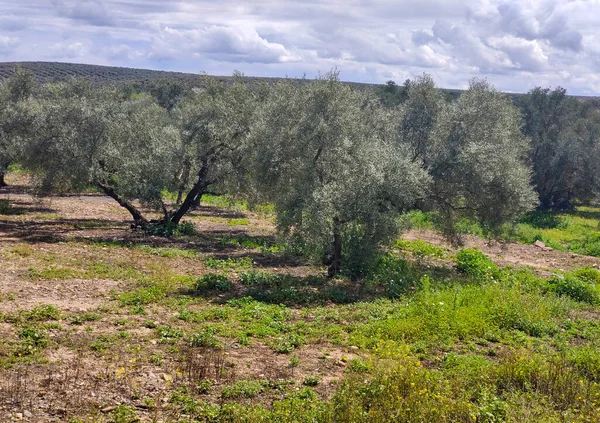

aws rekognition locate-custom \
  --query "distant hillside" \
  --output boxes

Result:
[0,61,384,91]
[0,61,597,104]
[0,61,462,97]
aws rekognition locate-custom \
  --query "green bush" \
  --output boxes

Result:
[370,254,419,298]
[195,273,232,292]
[547,274,599,305]
[456,249,499,281]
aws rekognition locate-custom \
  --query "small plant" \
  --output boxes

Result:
[370,254,419,298]
[156,326,185,344]
[197,379,213,394]
[221,379,267,399]
[239,270,275,287]
[347,358,371,373]
[150,353,164,366]
[144,221,195,237]
[195,273,232,292]
[226,218,249,226]
[395,239,446,259]
[189,329,221,349]
[289,353,301,368]
[90,335,114,353]
[302,375,320,386]
[0,199,11,214]
[110,405,139,423]
[14,326,48,356]
[272,333,304,354]
[69,312,100,325]
[24,304,61,321]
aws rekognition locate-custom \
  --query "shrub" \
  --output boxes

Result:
[195,273,232,292]
[547,274,599,305]
[456,249,499,281]
[370,254,419,298]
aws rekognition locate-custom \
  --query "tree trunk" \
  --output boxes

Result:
[191,192,202,209]
[96,183,149,227]
[0,162,8,188]
[169,160,210,225]
[175,160,191,206]
[327,218,343,278]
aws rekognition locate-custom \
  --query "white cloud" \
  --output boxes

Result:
[0,0,598,94]
[0,36,19,54]
[150,25,302,64]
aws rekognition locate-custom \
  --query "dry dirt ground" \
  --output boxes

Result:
[0,174,598,422]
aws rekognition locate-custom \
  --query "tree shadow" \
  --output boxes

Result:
[573,208,600,222]
[188,205,246,219]
[175,259,461,307]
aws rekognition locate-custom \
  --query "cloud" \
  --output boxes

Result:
[53,0,116,27]
[0,0,599,94]
[488,36,548,71]
[0,15,28,32]
[0,36,19,54]
[151,25,302,64]
[50,41,86,59]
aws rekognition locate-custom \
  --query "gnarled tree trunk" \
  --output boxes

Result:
[169,158,210,225]
[326,218,343,278]
[96,182,149,227]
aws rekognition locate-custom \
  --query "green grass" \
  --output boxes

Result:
[395,239,448,259]
[5,210,600,421]
[511,206,600,256]
[400,205,600,257]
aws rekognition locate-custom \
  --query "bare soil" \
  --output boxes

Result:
[1,174,599,421]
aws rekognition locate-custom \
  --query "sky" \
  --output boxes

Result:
[1,0,600,94]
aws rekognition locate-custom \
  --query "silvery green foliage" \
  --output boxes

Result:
[22,79,177,223]
[167,76,260,223]
[249,73,429,276]
[518,87,600,209]
[398,74,445,164]
[424,78,538,237]
[0,68,37,185]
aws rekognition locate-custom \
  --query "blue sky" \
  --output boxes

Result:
[1,0,599,94]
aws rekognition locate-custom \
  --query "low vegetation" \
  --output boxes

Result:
[0,65,599,422]
[0,171,599,421]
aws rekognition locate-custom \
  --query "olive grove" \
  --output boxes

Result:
[2,67,599,276]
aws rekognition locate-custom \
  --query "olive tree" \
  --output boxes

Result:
[0,67,37,186]
[165,76,260,225]
[517,87,599,209]
[22,79,178,226]
[249,74,429,277]
[422,79,538,237]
